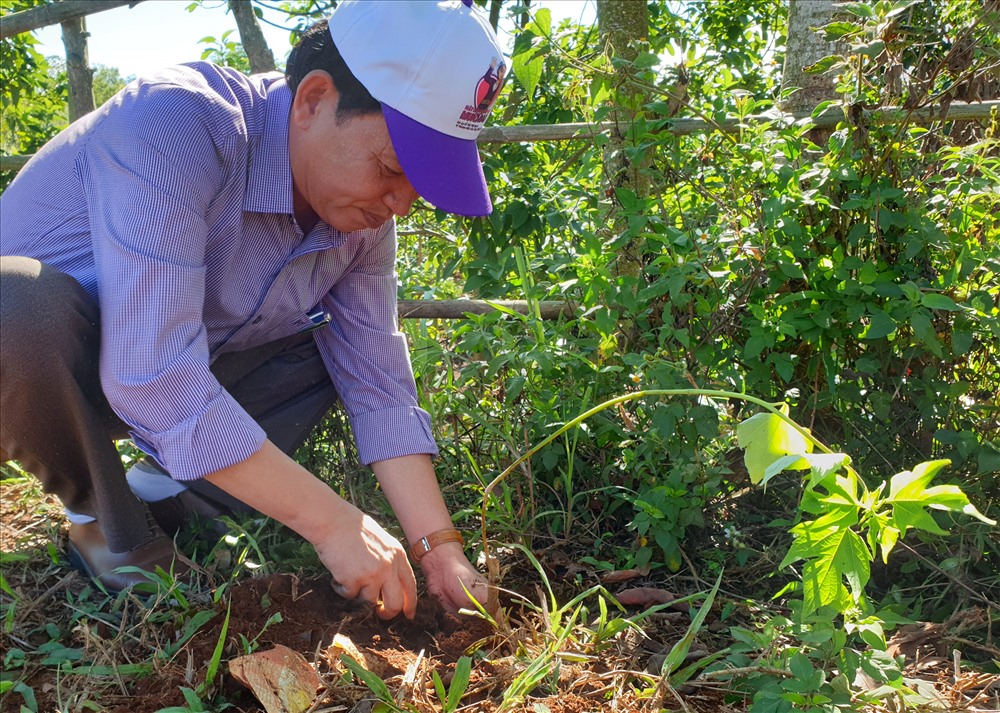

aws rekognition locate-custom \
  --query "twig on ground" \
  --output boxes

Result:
[899,542,1000,616]
[700,665,794,679]
[948,636,1000,659]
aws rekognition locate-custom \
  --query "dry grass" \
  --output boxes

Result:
[2,460,998,713]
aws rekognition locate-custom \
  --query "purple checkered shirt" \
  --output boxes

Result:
[0,62,437,481]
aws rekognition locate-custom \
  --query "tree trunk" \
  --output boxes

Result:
[61,16,95,121]
[781,0,839,114]
[229,0,275,74]
[597,0,648,286]
[488,0,501,32]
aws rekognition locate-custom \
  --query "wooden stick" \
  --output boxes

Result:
[5,102,996,173]
[478,100,1000,143]
[397,299,575,320]
[0,0,144,40]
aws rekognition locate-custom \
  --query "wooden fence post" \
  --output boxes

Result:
[61,15,95,121]
[228,0,275,74]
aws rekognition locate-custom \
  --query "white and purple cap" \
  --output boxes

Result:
[329,0,507,217]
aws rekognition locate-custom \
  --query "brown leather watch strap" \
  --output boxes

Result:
[409,528,465,562]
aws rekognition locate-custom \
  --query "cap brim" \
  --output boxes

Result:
[382,104,492,217]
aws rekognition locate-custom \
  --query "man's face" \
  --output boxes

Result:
[289,71,419,233]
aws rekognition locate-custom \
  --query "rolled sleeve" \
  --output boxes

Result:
[129,389,265,480]
[351,406,435,465]
[315,223,438,465]
[80,80,264,479]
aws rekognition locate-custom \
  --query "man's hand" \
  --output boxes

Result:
[372,454,489,614]
[418,540,490,613]
[313,511,418,620]
[205,441,420,618]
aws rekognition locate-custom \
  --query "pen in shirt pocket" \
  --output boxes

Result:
[301,306,332,333]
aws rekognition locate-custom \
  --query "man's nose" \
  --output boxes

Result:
[385,177,419,217]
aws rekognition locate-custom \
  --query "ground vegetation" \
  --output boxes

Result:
[2,0,998,711]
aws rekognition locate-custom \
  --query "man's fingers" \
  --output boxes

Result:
[323,530,417,619]
[402,565,418,619]
[375,566,418,620]
[358,583,383,608]
[377,578,405,620]
[331,579,360,600]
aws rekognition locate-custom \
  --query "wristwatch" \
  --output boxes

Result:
[409,528,465,562]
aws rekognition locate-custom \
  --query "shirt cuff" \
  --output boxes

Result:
[128,390,267,481]
[351,406,438,465]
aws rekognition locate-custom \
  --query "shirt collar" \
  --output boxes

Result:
[245,77,294,215]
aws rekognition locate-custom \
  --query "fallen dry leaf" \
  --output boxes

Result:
[886,622,948,662]
[615,587,676,608]
[327,633,369,670]
[229,644,323,713]
[601,569,647,584]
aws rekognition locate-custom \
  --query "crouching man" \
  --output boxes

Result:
[0,0,506,619]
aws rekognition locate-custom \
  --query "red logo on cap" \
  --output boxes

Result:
[457,58,506,132]
[474,58,506,111]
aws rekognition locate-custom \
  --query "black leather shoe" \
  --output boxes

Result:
[128,461,232,536]
[146,490,231,536]
[67,521,187,593]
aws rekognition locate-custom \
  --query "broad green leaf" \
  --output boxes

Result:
[858,651,905,690]
[589,75,611,106]
[821,20,861,40]
[781,520,830,567]
[801,471,859,513]
[921,293,960,311]
[511,32,545,99]
[803,453,851,490]
[633,52,660,70]
[850,618,887,650]
[837,2,875,18]
[789,653,814,682]
[811,99,839,118]
[952,326,973,355]
[886,0,924,19]
[804,55,846,74]
[909,309,943,357]
[6,682,36,713]
[529,7,551,37]
[921,484,995,523]
[861,310,896,340]
[888,460,996,536]
[801,490,859,531]
[801,527,871,616]
[737,412,813,484]
[888,459,951,500]
[762,454,810,485]
[800,556,851,617]
[892,501,948,536]
[877,524,900,563]
[977,441,1000,475]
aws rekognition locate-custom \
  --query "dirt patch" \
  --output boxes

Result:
[5,482,991,712]
[1,571,648,713]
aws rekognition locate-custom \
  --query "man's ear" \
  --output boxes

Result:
[290,70,338,128]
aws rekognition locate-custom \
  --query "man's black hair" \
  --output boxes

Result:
[285,19,381,123]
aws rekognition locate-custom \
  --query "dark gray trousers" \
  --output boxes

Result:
[0,257,338,552]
